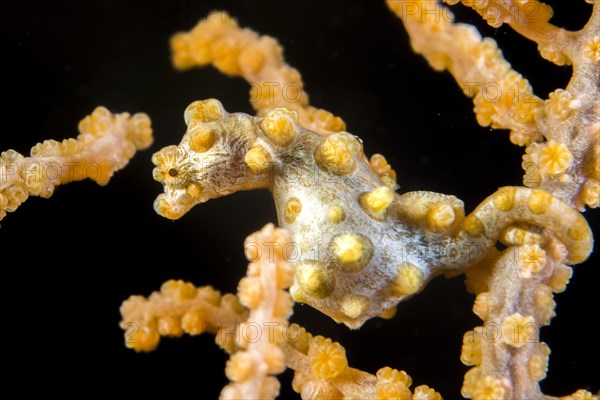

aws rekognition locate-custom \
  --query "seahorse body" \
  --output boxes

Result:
[152,99,593,328]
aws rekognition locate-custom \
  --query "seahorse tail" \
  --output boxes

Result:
[460,187,593,264]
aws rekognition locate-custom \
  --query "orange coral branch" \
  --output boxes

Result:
[0,107,152,225]
[447,0,576,65]
[170,11,346,136]
[388,0,599,209]
[119,280,246,352]
[221,223,295,399]
[463,238,567,398]
[445,0,572,63]
[387,0,543,144]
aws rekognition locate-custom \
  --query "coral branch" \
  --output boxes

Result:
[0,107,152,225]
[119,280,246,352]
[220,223,295,400]
[170,11,346,135]
[463,234,597,399]
[387,0,543,144]
[388,0,599,209]
[447,0,574,65]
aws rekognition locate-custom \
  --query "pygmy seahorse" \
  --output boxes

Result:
[152,99,593,329]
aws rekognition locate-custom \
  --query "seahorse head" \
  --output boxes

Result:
[152,99,271,219]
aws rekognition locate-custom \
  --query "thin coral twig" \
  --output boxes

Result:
[0,107,152,226]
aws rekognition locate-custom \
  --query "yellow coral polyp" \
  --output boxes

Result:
[538,141,573,176]
[157,316,183,337]
[23,163,48,197]
[461,327,482,366]
[376,367,412,387]
[125,325,160,353]
[469,375,508,400]
[548,265,573,293]
[161,279,197,300]
[308,337,348,379]
[376,381,412,400]
[181,310,207,335]
[259,376,281,399]
[546,89,574,120]
[237,276,263,309]
[78,106,113,136]
[534,285,556,326]
[264,343,286,375]
[211,38,243,76]
[170,33,194,69]
[239,46,265,74]
[583,36,600,63]
[128,113,153,149]
[472,292,491,320]
[563,389,598,400]
[220,384,242,400]
[517,245,547,278]
[528,342,551,382]
[540,46,571,66]
[462,367,511,400]
[474,92,496,127]
[412,385,442,400]
[581,179,599,208]
[298,379,343,400]
[225,351,255,382]
[501,313,536,348]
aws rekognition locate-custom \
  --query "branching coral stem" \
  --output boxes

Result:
[0,107,152,225]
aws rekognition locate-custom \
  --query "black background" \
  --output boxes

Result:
[1,1,598,398]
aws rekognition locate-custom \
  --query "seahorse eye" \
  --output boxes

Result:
[168,168,179,177]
